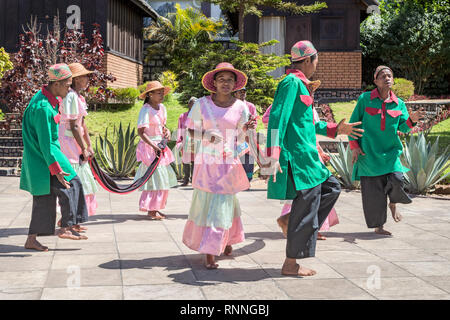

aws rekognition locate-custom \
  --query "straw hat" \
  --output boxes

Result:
[68,63,94,78]
[139,81,171,100]
[201,62,247,93]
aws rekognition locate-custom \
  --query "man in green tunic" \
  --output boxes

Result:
[349,66,425,236]
[20,64,89,251]
[265,41,364,276]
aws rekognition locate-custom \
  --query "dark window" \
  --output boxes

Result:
[107,0,143,62]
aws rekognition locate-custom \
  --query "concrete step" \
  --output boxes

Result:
[0,146,23,157]
[4,113,21,120]
[0,167,19,176]
[0,129,22,137]
[319,140,348,154]
[0,157,22,168]
[0,137,23,147]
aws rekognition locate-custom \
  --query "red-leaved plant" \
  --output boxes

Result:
[0,14,116,130]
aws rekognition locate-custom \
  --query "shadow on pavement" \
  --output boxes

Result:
[97,239,284,286]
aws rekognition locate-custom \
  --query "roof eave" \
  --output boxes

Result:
[130,0,159,20]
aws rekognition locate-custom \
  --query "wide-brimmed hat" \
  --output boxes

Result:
[139,81,171,100]
[48,63,72,82]
[201,62,247,93]
[68,63,94,78]
[291,40,317,62]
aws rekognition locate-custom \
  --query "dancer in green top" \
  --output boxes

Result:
[349,65,425,236]
[265,40,364,276]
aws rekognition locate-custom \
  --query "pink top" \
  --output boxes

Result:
[187,96,250,194]
[176,111,195,163]
[58,89,88,164]
[262,105,272,125]
[136,103,174,166]
[245,101,257,117]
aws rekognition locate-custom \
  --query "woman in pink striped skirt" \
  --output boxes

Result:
[134,81,178,220]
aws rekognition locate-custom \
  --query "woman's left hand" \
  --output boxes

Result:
[244,116,257,131]
[163,127,171,139]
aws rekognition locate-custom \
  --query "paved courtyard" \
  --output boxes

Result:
[0,176,450,300]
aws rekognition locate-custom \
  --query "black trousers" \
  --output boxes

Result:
[29,175,88,236]
[286,167,341,259]
[183,162,194,183]
[360,172,412,228]
[240,153,254,182]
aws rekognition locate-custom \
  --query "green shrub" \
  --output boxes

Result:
[95,122,138,177]
[328,141,360,190]
[401,132,450,194]
[112,87,140,104]
[0,47,13,83]
[392,78,415,101]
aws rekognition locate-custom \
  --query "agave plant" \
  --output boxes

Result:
[401,133,450,194]
[328,141,360,190]
[95,122,138,177]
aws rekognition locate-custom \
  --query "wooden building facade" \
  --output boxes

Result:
[0,0,158,88]
[222,0,379,98]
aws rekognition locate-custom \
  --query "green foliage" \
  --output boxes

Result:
[391,78,415,101]
[401,132,450,194]
[112,87,140,104]
[95,122,138,177]
[361,0,450,94]
[0,47,13,82]
[328,141,360,190]
[144,4,223,64]
[176,40,291,110]
[206,0,327,17]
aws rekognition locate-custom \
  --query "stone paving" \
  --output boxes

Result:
[0,176,450,300]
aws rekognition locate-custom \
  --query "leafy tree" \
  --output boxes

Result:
[205,0,327,41]
[0,47,13,83]
[144,4,223,63]
[176,40,291,111]
[0,15,115,129]
[361,0,450,94]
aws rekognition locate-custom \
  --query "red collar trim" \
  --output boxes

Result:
[42,85,62,108]
[370,88,398,105]
[286,69,310,85]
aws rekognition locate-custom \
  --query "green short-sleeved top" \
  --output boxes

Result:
[266,69,338,199]
[348,89,415,180]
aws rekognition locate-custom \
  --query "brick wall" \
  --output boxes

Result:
[103,52,143,88]
[312,52,362,89]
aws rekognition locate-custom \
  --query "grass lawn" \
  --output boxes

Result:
[328,100,356,124]
[85,94,188,139]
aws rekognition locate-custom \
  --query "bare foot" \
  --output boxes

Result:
[24,236,48,252]
[375,227,392,236]
[277,215,289,238]
[281,262,316,277]
[147,211,166,220]
[205,254,219,269]
[72,224,88,232]
[389,203,402,222]
[58,229,87,240]
[317,232,327,240]
[224,245,233,256]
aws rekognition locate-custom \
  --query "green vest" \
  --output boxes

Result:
[349,90,412,180]
[266,70,338,199]
[20,89,76,196]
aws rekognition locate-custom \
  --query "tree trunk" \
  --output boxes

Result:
[238,1,245,41]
